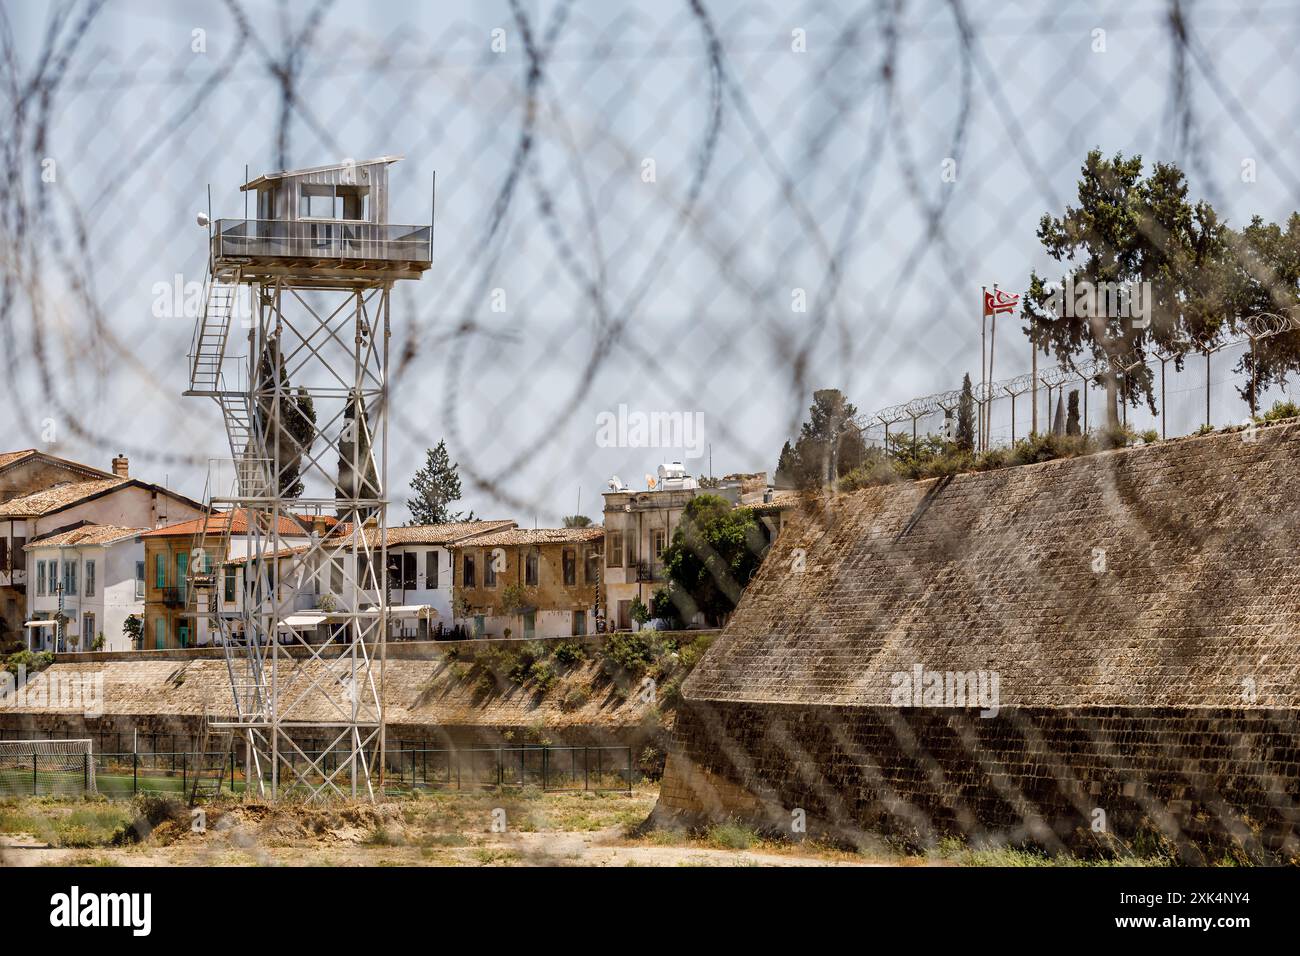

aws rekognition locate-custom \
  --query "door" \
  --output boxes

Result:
[523,611,536,639]
[617,600,632,631]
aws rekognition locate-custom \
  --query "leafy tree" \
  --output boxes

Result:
[254,333,316,498]
[1022,151,1231,429]
[1231,214,1300,407]
[123,614,143,650]
[955,373,975,451]
[562,514,592,528]
[663,494,765,626]
[777,389,868,490]
[406,440,471,525]
[649,586,683,629]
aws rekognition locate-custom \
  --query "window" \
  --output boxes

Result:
[584,546,601,586]
[483,550,498,588]
[82,613,95,647]
[155,553,166,589]
[404,552,417,590]
[64,560,77,597]
[525,548,539,587]
[177,552,188,590]
[135,561,145,599]
[11,538,24,566]
[37,560,46,596]
[0,539,6,572]
[462,553,476,588]
[48,560,58,593]
[562,548,577,587]
[651,529,666,560]
[154,618,166,650]
[606,531,624,568]
[299,184,341,219]
[425,551,439,589]
[224,566,236,603]
[571,610,587,637]
[85,560,96,598]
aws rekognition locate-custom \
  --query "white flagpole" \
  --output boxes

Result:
[980,286,987,452]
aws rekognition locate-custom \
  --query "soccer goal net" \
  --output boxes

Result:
[0,739,97,797]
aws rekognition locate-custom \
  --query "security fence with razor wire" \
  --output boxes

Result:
[2,1,1300,846]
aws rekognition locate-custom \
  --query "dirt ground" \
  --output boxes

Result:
[0,786,890,867]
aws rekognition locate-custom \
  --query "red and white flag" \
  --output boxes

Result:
[983,288,1020,316]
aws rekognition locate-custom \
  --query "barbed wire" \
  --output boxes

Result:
[0,0,1297,517]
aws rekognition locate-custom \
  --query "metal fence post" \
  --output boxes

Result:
[133,752,138,795]
[32,753,37,795]
[627,746,632,793]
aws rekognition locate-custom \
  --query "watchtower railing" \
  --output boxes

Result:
[211,219,432,264]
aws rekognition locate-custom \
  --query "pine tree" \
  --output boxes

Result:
[407,440,471,525]
[956,374,976,451]
[774,440,798,489]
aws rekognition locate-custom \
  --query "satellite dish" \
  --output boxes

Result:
[196,212,211,227]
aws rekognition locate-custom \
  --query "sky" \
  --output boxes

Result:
[2,0,1298,522]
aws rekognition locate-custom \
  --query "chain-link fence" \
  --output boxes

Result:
[3,1,1297,516]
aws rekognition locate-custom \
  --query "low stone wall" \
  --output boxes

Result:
[0,630,715,756]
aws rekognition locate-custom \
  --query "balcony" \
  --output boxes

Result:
[0,568,25,588]
[211,219,432,273]
[161,587,187,608]
[634,561,664,583]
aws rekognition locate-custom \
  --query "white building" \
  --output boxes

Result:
[23,524,148,652]
[0,465,204,650]
[203,520,516,644]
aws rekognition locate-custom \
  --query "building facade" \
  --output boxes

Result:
[23,524,146,652]
[453,527,604,639]
[0,456,204,649]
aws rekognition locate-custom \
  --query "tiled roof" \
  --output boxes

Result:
[140,509,333,538]
[321,520,517,548]
[26,524,146,549]
[381,520,516,545]
[0,478,128,516]
[0,449,37,470]
[462,526,604,548]
[0,449,116,478]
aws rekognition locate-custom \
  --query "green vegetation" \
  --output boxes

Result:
[406,438,472,525]
[4,648,54,677]
[659,494,765,627]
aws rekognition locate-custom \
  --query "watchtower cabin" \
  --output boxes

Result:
[211,155,432,285]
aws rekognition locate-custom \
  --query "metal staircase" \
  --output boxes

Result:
[187,714,236,805]
[188,268,242,395]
